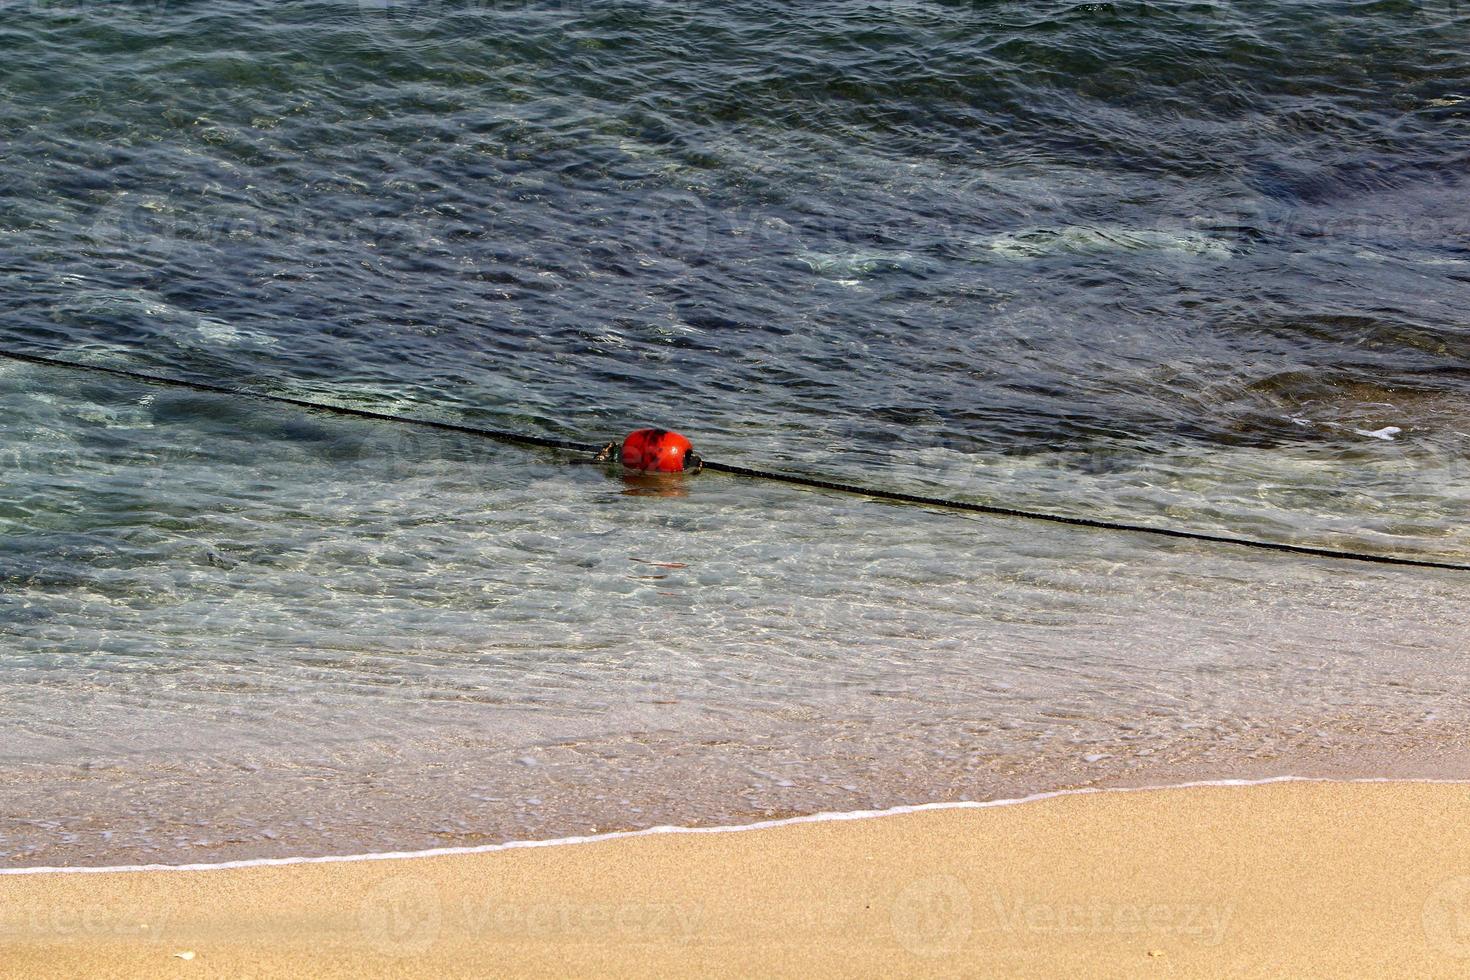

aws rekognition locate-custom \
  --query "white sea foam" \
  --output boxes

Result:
[983,225,1234,260]
[796,249,921,276]
[3,776,1463,877]
[195,318,278,348]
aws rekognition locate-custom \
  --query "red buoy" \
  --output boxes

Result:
[620,428,702,473]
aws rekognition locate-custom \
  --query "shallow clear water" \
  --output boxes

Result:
[1,0,1468,865]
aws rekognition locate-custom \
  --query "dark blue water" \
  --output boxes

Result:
[1,0,1468,866]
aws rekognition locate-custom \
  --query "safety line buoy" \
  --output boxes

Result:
[596,429,703,474]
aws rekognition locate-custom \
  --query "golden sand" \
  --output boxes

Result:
[3,780,1470,977]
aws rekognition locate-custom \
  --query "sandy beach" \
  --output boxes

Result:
[3,779,1469,977]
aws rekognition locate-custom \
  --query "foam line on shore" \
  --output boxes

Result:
[4,775,1466,876]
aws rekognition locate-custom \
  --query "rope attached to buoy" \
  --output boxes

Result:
[2,346,1466,574]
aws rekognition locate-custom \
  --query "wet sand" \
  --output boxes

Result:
[3,780,1469,977]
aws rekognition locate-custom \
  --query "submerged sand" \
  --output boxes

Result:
[3,780,1470,977]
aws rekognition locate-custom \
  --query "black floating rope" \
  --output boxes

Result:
[0,348,602,455]
[3,346,1468,574]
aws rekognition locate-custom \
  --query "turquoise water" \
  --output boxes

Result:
[1,0,1468,865]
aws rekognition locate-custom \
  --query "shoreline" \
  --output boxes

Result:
[4,780,1470,977]
[8,714,1470,871]
[1,773,1467,876]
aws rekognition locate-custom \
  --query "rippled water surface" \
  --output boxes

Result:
[1,0,1468,865]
